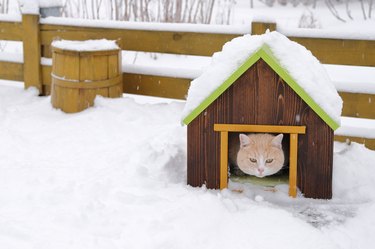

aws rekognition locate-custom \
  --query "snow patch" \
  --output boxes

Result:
[325,64,375,94]
[0,14,22,22]
[335,117,375,139]
[278,23,375,41]
[123,63,201,79]
[18,0,39,15]
[0,52,23,63]
[52,39,119,51]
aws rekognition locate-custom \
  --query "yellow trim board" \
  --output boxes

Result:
[216,123,303,198]
[214,124,306,134]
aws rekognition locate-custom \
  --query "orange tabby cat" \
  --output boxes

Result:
[228,133,285,178]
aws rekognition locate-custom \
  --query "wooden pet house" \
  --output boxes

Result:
[182,32,342,199]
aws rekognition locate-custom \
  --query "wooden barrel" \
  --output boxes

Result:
[51,40,122,113]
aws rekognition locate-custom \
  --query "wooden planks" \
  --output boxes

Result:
[40,24,238,57]
[339,92,375,119]
[289,37,375,67]
[0,21,23,41]
[0,61,23,81]
[38,23,375,66]
[123,73,190,99]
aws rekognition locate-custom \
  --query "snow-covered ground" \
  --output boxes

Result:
[0,82,375,249]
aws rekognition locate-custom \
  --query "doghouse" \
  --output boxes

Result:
[182,32,342,199]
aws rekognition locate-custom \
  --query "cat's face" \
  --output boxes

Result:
[236,133,285,178]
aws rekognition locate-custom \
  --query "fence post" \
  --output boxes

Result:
[22,14,43,94]
[251,22,277,35]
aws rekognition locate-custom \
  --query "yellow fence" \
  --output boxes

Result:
[0,15,374,149]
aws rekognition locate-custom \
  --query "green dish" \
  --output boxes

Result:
[230,174,289,187]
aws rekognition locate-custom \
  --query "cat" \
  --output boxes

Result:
[228,133,285,178]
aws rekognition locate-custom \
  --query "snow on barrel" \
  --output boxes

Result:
[51,39,122,113]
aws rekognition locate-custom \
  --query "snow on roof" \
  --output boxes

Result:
[182,31,343,129]
[51,39,119,52]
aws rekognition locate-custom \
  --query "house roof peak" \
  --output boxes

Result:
[182,31,342,130]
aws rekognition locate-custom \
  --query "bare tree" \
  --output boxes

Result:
[299,9,321,28]
[325,0,346,22]
[62,0,230,24]
[215,0,235,24]
[359,0,367,19]
[344,0,373,20]
[0,0,9,14]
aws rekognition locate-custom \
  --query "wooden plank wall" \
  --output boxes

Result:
[0,16,374,148]
[0,20,23,41]
[40,24,239,56]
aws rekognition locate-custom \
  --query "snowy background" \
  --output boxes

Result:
[0,0,375,248]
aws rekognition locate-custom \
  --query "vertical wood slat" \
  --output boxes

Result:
[93,55,109,97]
[289,133,298,197]
[220,131,228,189]
[251,22,276,35]
[64,54,80,112]
[22,14,42,93]
[108,54,123,97]
[78,55,94,110]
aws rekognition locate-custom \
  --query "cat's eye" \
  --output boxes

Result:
[249,158,257,163]
[266,159,273,163]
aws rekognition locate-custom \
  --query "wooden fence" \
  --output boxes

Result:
[0,14,374,149]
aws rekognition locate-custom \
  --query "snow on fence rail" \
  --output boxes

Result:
[0,14,374,149]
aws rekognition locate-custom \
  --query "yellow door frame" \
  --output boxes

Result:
[214,124,306,197]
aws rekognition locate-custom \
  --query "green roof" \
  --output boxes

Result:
[182,45,340,131]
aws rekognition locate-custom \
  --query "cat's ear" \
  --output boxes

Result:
[239,134,251,148]
[271,134,283,149]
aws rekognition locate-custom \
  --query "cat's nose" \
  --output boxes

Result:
[258,168,264,174]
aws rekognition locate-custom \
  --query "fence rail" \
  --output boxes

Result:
[40,24,240,57]
[0,20,23,41]
[0,14,374,149]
